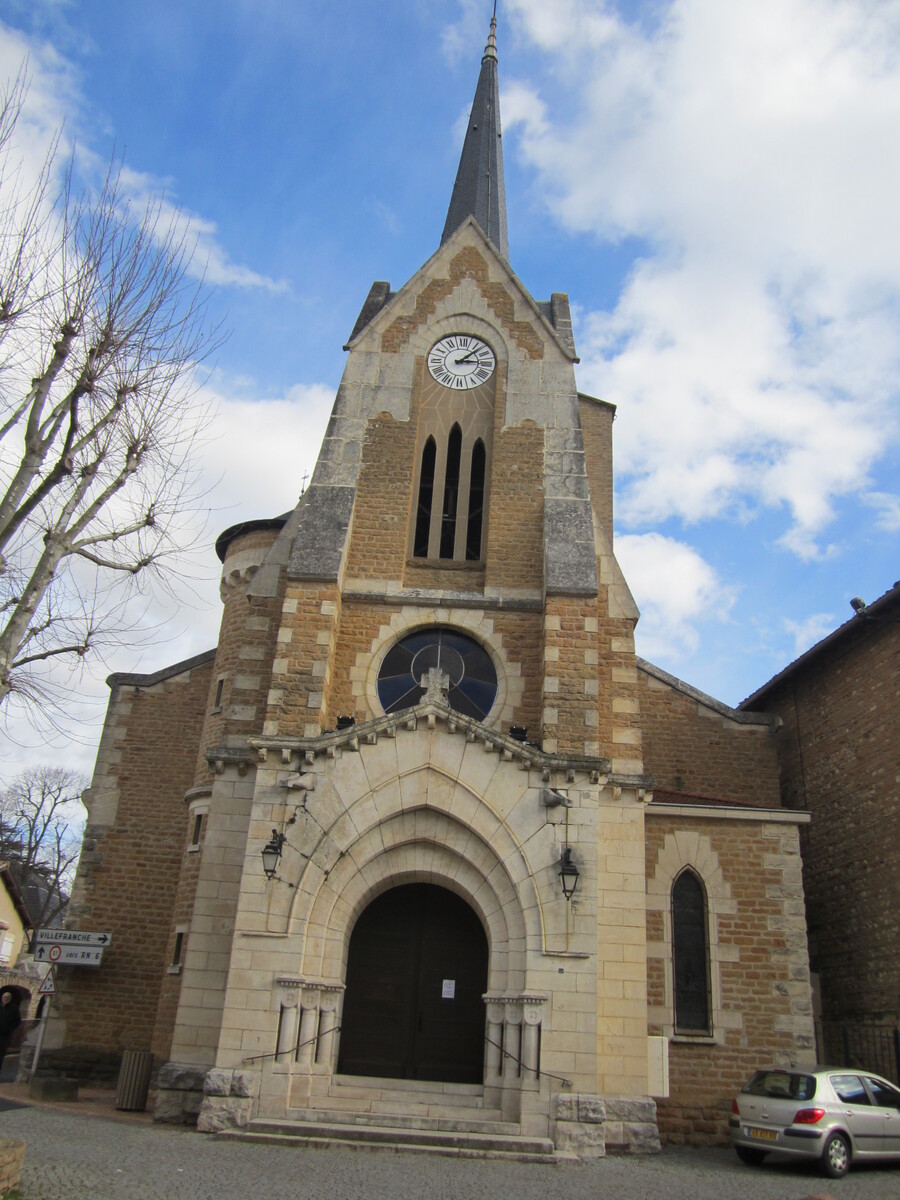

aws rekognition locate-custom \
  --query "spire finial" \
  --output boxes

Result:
[440,1,509,260]
[484,3,498,63]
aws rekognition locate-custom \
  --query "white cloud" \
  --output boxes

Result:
[614,531,735,659]
[864,491,900,532]
[507,0,900,555]
[783,611,837,656]
[442,0,488,65]
[0,21,286,294]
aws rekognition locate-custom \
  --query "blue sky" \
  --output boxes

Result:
[1,0,899,775]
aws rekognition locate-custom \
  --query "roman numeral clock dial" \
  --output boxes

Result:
[427,335,496,390]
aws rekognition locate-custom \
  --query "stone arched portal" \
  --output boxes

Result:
[337,882,489,1084]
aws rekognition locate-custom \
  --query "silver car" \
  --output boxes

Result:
[730,1065,900,1178]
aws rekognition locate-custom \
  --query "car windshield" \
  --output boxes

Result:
[742,1071,817,1101]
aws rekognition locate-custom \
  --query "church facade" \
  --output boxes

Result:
[42,19,814,1155]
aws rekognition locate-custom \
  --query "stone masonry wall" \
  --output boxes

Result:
[195,528,286,782]
[44,655,212,1083]
[753,616,900,1024]
[646,814,813,1144]
[638,667,780,806]
[578,395,615,540]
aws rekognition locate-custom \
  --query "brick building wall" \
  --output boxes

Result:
[43,652,213,1082]
[742,596,900,1025]
[638,661,780,806]
[646,812,813,1144]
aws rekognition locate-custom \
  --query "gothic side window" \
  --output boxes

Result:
[377,627,498,720]
[672,869,711,1033]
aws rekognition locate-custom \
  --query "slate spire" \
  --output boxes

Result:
[440,9,509,260]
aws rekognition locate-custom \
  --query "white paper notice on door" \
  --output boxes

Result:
[441,979,456,999]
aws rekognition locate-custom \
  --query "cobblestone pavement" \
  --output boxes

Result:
[1,1105,900,1200]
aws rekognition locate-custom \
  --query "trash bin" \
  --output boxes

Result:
[115,1049,153,1111]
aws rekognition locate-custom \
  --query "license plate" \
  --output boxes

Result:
[746,1126,778,1142]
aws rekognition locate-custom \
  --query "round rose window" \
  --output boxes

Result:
[376,628,498,720]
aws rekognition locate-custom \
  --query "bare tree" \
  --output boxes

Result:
[0,74,219,715]
[0,765,86,931]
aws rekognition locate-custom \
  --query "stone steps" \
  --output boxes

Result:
[285,1106,519,1136]
[220,1118,557,1163]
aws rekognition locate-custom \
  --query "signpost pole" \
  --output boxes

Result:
[29,997,51,1082]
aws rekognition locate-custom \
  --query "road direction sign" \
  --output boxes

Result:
[34,944,105,966]
[34,929,111,947]
[38,967,56,995]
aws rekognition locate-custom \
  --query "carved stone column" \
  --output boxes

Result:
[484,998,505,1084]
[296,988,320,1070]
[313,984,344,1074]
[502,1001,523,1083]
[274,977,303,1067]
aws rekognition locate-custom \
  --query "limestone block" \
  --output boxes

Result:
[602,1099,657,1123]
[626,1123,662,1154]
[554,1121,606,1157]
[156,1062,207,1092]
[196,1096,253,1134]
[203,1068,233,1096]
[551,1092,606,1122]
[230,1069,260,1098]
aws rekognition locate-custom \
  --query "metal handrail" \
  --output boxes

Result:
[242,1025,342,1065]
[483,1032,572,1089]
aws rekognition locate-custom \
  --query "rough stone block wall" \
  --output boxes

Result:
[754,617,900,1024]
[646,815,813,1144]
[638,667,780,806]
[195,529,285,781]
[542,598,603,755]
[483,421,544,593]
[151,804,206,1063]
[45,656,212,1082]
[578,395,615,539]
[267,584,342,738]
[345,412,417,581]
[599,607,643,771]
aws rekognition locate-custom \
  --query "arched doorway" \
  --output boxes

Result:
[338,883,489,1084]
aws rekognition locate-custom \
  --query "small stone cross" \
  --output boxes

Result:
[421,666,451,704]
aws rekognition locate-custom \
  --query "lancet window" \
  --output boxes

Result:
[413,426,488,561]
[672,869,711,1034]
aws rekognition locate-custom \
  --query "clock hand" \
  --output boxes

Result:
[454,351,481,365]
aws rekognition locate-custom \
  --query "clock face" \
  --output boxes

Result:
[427,335,496,390]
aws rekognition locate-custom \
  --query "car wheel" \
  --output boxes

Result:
[735,1146,768,1166]
[821,1132,851,1178]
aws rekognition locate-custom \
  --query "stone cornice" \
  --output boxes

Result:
[249,701,623,785]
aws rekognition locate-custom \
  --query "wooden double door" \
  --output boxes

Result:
[337,883,489,1084]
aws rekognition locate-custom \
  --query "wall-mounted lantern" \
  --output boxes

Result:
[559,847,580,900]
[261,829,286,880]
